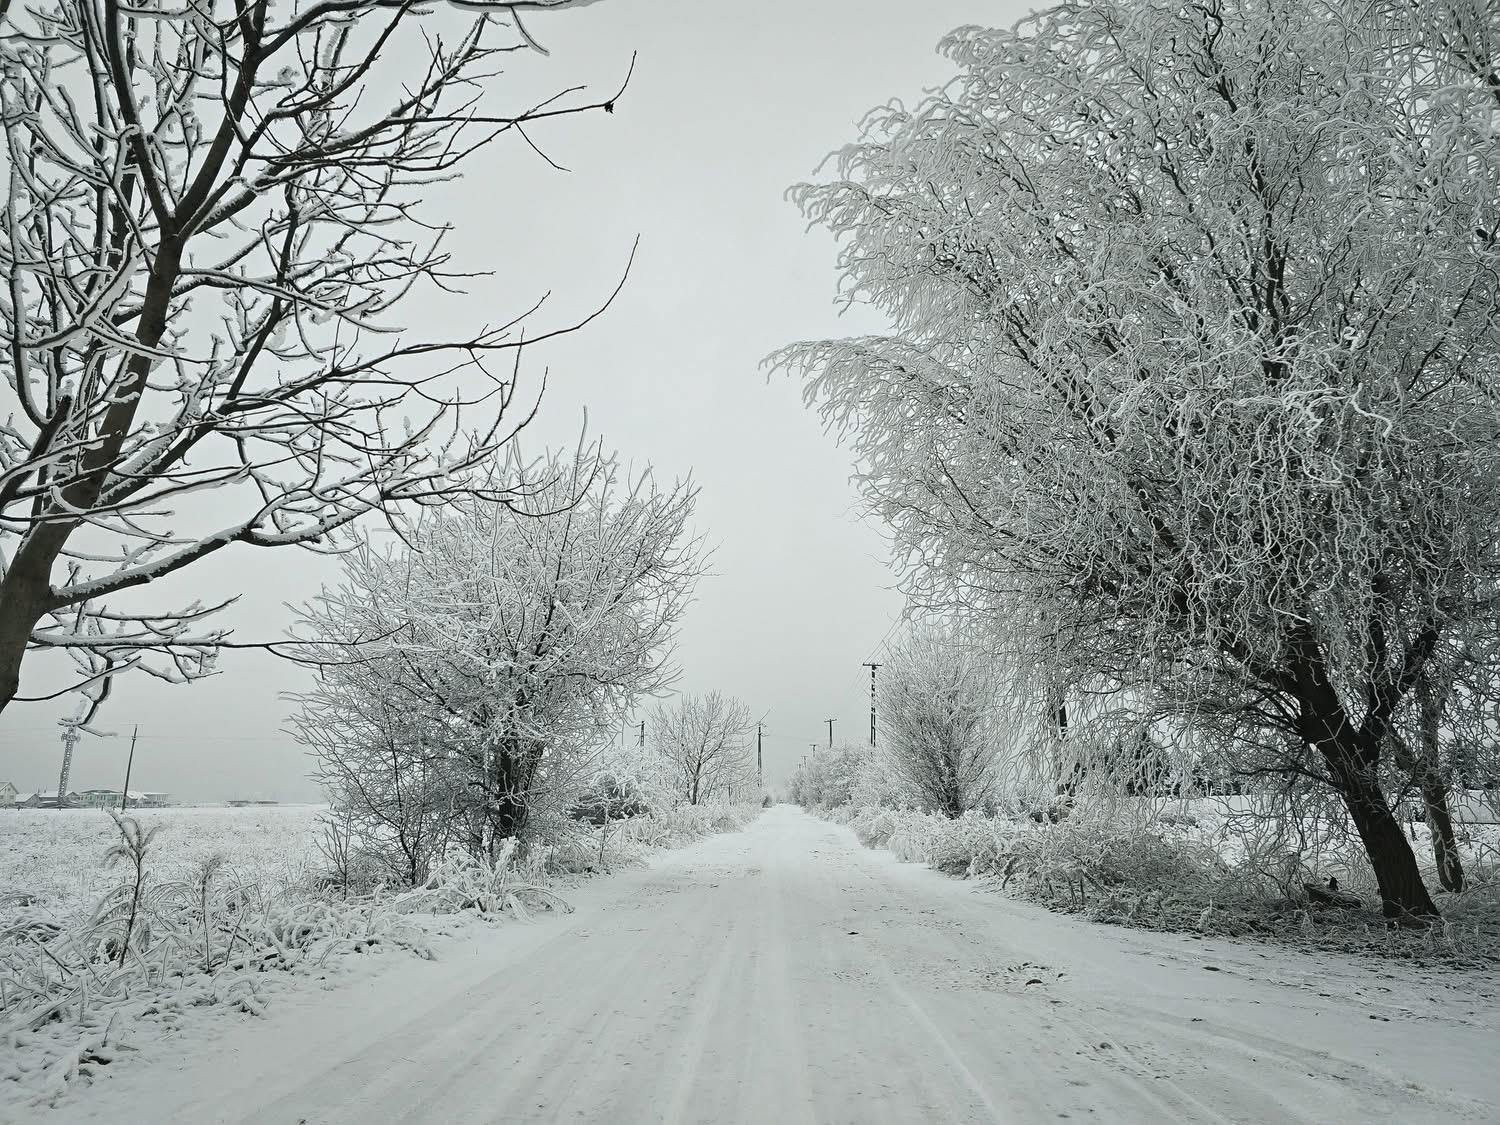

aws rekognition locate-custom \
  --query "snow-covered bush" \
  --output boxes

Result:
[569,772,651,825]
[788,743,869,810]
[879,627,1008,817]
[610,802,760,849]
[394,841,571,919]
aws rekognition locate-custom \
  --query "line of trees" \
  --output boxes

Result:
[778,0,1500,920]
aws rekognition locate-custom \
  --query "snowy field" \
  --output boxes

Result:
[0,805,326,928]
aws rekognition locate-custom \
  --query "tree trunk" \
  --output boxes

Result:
[1292,630,1439,921]
[0,557,56,716]
[0,600,39,715]
[1415,670,1465,893]
[1420,777,1464,893]
[1050,689,1086,799]
[1327,744,1439,920]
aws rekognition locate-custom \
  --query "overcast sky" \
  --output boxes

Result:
[0,0,1028,802]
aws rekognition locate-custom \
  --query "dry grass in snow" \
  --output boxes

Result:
[1,806,325,924]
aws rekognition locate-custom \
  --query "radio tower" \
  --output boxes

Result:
[55,721,81,809]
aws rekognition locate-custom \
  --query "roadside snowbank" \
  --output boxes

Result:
[819,803,1500,967]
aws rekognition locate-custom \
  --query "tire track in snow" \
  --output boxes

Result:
[656,907,740,1125]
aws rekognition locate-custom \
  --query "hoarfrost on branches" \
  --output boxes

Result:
[0,0,627,716]
[878,625,1007,818]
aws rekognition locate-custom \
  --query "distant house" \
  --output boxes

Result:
[228,798,279,808]
[17,790,80,809]
[0,781,17,807]
[77,789,150,809]
[138,792,171,808]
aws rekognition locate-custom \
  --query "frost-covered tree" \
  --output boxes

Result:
[649,691,754,806]
[777,0,1500,917]
[879,627,1004,817]
[0,0,625,718]
[292,445,703,860]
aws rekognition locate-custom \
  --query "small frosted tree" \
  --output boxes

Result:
[649,691,754,806]
[292,445,703,862]
[880,627,1004,818]
[301,684,461,887]
[778,0,1500,918]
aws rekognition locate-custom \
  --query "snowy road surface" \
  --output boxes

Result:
[43,807,1500,1124]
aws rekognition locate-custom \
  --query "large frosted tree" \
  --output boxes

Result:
[777,0,1500,918]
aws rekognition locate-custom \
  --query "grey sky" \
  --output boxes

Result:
[0,0,1026,802]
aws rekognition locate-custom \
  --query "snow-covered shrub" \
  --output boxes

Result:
[569,772,650,825]
[824,800,1499,963]
[394,842,571,919]
[878,627,1010,817]
[788,743,868,810]
[615,802,759,846]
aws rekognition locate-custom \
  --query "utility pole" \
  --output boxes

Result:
[863,662,881,748]
[639,720,645,751]
[55,721,80,809]
[825,718,835,748]
[120,726,139,811]
[756,723,764,793]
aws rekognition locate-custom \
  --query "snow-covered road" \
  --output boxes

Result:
[44,807,1500,1124]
